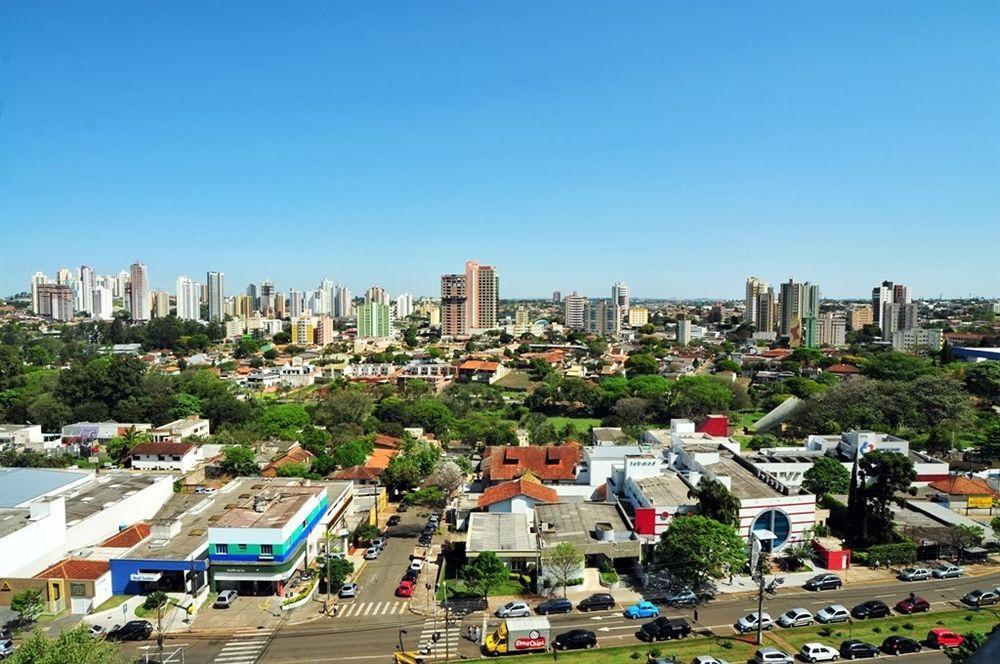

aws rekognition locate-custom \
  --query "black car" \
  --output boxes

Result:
[840,640,879,659]
[881,636,922,655]
[553,629,596,651]
[536,598,573,615]
[403,569,419,583]
[387,515,401,526]
[851,600,890,620]
[804,573,842,591]
[396,503,408,512]
[107,621,153,642]
[576,593,615,612]
[418,534,432,546]
[637,617,691,642]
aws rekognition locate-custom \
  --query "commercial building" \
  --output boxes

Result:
[0,424,44,450]
[466,513,535,571]
[563,292,588,330]
[893,327,943,352]
[207,271,225,322]
[440,274,467,337]
[129,262,150,321]
[357,302,392,339]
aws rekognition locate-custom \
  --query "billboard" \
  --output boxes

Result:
[967,495,994,510]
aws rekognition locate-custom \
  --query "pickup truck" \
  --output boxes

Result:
[637,616,692,642]
[483,617,551,655]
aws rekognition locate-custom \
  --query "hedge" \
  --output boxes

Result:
[864,542,917,567]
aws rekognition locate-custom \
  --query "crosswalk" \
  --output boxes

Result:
[335,600,409,618]
[210,627,273,664]
[414,618,461,660]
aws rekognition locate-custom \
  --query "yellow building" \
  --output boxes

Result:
[628,306,649,327]
[291,316,315,345]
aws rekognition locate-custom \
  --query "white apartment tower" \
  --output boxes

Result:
[395,292,413,318]
[175,276,200,321]
[563,292,588,330]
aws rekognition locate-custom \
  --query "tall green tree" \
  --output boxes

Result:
[690,478,741,528]
[802,456,851,496]
[655,516,747,585]
[8,626,125,664]
[542,542,584,598]
[10,588,43,625]
[847,450,916,547]
[461,551,509,601]
[220,445,259,476]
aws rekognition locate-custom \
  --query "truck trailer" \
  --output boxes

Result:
[483,616,552,655]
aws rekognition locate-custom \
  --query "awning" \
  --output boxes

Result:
[752,529,776,541]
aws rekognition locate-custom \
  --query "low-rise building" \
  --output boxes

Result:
[465,512,536,572]
[151,417,210,443]
[476,477,558,525]
[129,442,200,473]
[0,424,44,450]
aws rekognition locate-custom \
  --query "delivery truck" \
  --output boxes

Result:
[482,616,552,656]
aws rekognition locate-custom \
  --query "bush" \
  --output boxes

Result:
[873,626,882,633]
[648,647,662,658]
[866,542,917,567]
[903,622,915,630]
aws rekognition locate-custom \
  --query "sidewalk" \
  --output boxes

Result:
[84,592,193,634]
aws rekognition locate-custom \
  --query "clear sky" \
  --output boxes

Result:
[1,1,997,299]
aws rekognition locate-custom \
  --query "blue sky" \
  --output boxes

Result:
[1,1,997,299]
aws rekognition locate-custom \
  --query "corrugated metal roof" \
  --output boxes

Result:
[0,468,89,508]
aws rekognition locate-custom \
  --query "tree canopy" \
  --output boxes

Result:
[655,515,747,584]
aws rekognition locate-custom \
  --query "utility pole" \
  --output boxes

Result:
[443,580,450,664]
[755,557,766,646]
[326,532,332,614]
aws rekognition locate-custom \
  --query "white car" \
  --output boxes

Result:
[0,639,14,657]
[736,612,773,633]
[692,657,727,664]
[799,643,839,663]
[339,583,359,598]
[408,559,424,573]
[752,648,792,664]
[495,601,531,618]
[815,604,850,624]
[87,624,107,639]
[364,547,381,560]
[777,607,814,628]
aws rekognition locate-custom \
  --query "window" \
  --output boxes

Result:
[215,544,228,555]
[260,544,273,555]
[70,583,86,598]
[237,544,247,551]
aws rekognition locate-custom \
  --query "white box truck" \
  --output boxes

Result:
[483,616,551,656]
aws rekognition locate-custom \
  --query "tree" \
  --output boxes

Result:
[690,478,740,528]
[542,542,583,597]
[220,445,259,476]
[319,555,355,593]
[991,515,1000,545]
[331,439,373,468]
[861,352,933,382]
[802,456,851,496]
[10,588,43,625]
[963,361,1000,406]
[312,387,374,427]
[847,450,916,547]
[625,354,659,376]
[669,376,733,419]
[258,403,310,440]
[945,631,988,664]
[655,516,747,585]
[948,524,985,562]
[747,434,780,450]
[715,359,740,374]
[8,626,125,664]
[234,337,261,359]
[432,461,465,500]
[461,551,509,601]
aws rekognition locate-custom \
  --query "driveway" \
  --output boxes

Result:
[192,595,284,632]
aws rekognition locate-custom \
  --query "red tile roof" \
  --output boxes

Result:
[331,465,382,482]
[100,523,151,548]
[261,447,315,477]
[34,559,110,580]
[458,360,500,372]
[129,442,195,457]
[374,434,401,449]
[827,364,861,374]
[482,443,581,482]
[478,478,558,509]
[929,476,1000,498]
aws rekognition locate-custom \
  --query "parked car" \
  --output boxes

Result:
[625,601,660,619]
[364,547,381,560]
[553,629,596,651]
[214,590,238,608]
[408,560,424,574]
[880,636,922,655]
[395,580,415,597]
[894,595,931,614]
[898,567,931,582]
[803,573,842,591]
[777,607,813,628]
[932,564,964,579]
[418,534,432,546]
[839,640,879,659]
[735,612,773,634]
[927,628,964,649]
[852,600,890,619]
[752,647,793,664]
[691,657,726,664]
[962,589,999,606]
[387,515,401,527]
[0,639,14,658]
[799,643,839,663]
[577,593,615,612]
[87,624,107,639]
[107,621,153,642]
[402,569,419,583]
[495,601,531,618]
[816,604,851,624]
[660,589,699,607]
[428,514,440,524]
[536,598,573,615]
[339,583,359,599]
[637,617,691,642]
[375,535,389,548]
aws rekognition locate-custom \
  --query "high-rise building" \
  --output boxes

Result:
[234,294,254,320]
[745,276,770,328]
[152,290,170,318]
[30,272,50,314]
[334,285,352,318]
[261,280,276,315]
[872,281,916,339]
[314,315,335,346]
[207,272,225,322]
[365,286,390,306]
[440,274,467,337]
[288,289,304,318]
[274,293,287,319]
[552,291,561,303]
[317,279,334,315]
[676,316,692,346]
[563,292,588,330]
[779,279,820,348]
[465,261,499,332]
[37,283,72,321]
[628,306,649,328]
[291,316,315,345]
[611,282,630,313]
[129,262,150,321]
[585,301,622,337]
[176,276,200,321]
[755,287,778,333]
[847,304,873,331]
[357,302,392,339]
[115,270,129,298]
[78,265,96,314]
[92,287,113,321]
[395,292,413,319]
[816,312,847,347]
[246,283,259,311]
[56,268,73,285]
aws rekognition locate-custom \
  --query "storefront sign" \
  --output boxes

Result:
[130,572,162,582]
[967,495,993,509]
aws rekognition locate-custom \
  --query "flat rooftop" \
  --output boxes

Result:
[0,467,89,508]
[466,513,534,554]
[635,474,694,506]
[63,473,166,525]
[212,488,319,529]
[709,454,783,500]
[535,502,640,558]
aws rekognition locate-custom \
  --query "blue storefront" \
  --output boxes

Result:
[109,557,209,596]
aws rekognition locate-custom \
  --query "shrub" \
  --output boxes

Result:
[866,542,917,567]
[903,622,915,630]
[630,652,641,660]
[648,647,662,657]
[873,626,882,633]
[890,625,900,632]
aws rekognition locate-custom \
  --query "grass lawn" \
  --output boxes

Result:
[436,576,527,601]
[511,634,756,664]
[775,607,1000,651]
[547,417,602,437]
[94,595,132,612]
[732,410,765,432]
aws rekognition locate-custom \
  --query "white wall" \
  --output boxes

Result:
[2,498,66,577]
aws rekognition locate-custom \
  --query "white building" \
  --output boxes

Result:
[92,287,114,320]
[893,327,943,352]
[0,424,44,450]
[207,271,225,322]
[129,262,151,321]
[151,417,211,443]
[175,276,201,321]
[563,292,587,330]
[128,442,201,473]
[395,292,413,318]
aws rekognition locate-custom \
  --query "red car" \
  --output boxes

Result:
[396,580,415,597]
[927,628,964,649]
[894,595,930,614]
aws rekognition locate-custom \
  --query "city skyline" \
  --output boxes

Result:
[2,2,997,299]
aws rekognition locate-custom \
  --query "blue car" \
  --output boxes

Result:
[625,601,660,619]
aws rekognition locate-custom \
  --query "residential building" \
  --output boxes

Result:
[150,417,211,443]
[585,300,622,337]
[234,293,254,319]
[476,478,557,525]
[129,262,150,321]
[881,302,919,341]
[612,282,629,312]
[756,287,778,333]
[274,292,287,318]
[225,318,246,339]
[744,276,769,328]
[779,279,820,348]
[676,316,692,345]
[77,265,96,315]
[36,283,73,321]
[334,285,352,318]
[457,360,510,384]
[847,304,873,331]
[357,302,391,339]
[291,316,315,345]
[151,290,170,318]
[563,291,588,330]
[480,443,582,487]
[440,274,467,337]
[511,305,531,335]
[288,289,304,318]
[92,287,113,320]
[365,286,389,306]
[893,327,943,352]
[261,280,276,314]
[175,276,200,321]
[628,306,649,328]
[815,312,847,347]
[30,271,50,314]
[394,292,413,318]
[314,315,334,346]
[552,291,561,303]
[207,271,225,322]
[128,442,200,473]
[465,260,499,332]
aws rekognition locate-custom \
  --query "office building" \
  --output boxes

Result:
[552,291,561,303]
[175,276,200,321]
[357,302,391,339]
[129,262,150,321]
[274,293,287,319]
[563,292,588,330]
[291,316,315,345]
[30,272,50,314]
[676,317,692,346]
[441,274,467,337]
[612,282,630,312]
[261,280,276,315]
[847,304,873,331]
[151,291,170,318]
[395,292,413,319]
[334,285,352,318]
[92,287,113,321]
[465,261,499,332]
[816,312,847,347]
[745,276,770,328]
[585,301,622,337]
[628,306,649,328]
[36,284,73,321]
[246,283,259,311]
[779,279,820,348]
[207,272,224,322]
[365,286,389,306]
[288,289,304,319]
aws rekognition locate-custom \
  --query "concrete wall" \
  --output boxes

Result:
[2,498,66,577]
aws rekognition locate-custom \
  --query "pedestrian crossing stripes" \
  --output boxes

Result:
[211,628,274,664]
[413,618,461,661]
[335,600,409,618]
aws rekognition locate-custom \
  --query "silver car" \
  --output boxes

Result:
[777,607,813,628]
[736,612,773,633]
[753,648,792,664]
[932,564,964,579]
[898,567,931,581]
